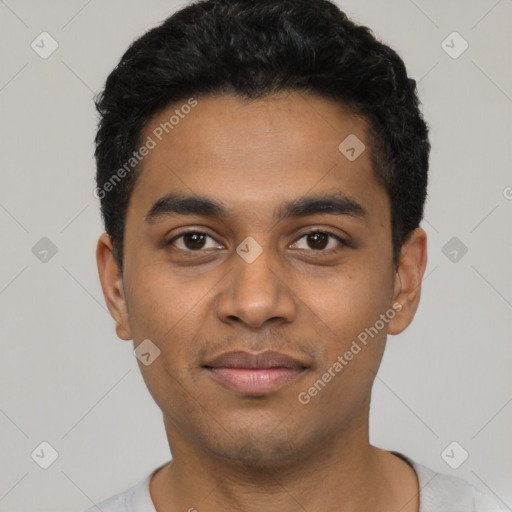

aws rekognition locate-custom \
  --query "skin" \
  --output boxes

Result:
[97,91,427,512]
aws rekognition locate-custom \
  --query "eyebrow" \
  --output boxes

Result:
[276,193,366,221]
[145,192,367,224]
[145,193,228,223]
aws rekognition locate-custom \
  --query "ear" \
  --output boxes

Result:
[96,232,132,340]
[388,228,428,335]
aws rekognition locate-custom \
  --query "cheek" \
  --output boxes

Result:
[124,272,214,396]
[126,262,201,338]
[298,269,392,410]
[127,274,209,412]
[314,264,393,340]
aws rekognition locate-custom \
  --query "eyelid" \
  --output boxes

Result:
[167,229,224,248]
[290,229,347,250]
[167,228,347,252]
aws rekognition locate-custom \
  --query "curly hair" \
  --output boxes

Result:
[94,0,430,274]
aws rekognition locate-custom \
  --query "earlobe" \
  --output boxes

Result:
[387,228,428,336]
[96,233,132,341]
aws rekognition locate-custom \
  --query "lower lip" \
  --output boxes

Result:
[206,367,305,394]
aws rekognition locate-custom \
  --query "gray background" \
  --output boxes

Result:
[0,0,511,510]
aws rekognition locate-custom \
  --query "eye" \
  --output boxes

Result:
[291,231,345,251]
[167,231,223,251]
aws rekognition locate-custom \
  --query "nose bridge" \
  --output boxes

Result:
[236,241,277,297]
[216,236,296,328]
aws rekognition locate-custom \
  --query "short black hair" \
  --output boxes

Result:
[94,0,430,274]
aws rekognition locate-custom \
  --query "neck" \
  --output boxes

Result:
[150,415,419,512]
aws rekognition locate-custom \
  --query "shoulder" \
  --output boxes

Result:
[398,454,507,512]
[82,473,155,512]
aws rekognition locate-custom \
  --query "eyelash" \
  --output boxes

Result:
[166,230,347,253]
[289,231,347,253]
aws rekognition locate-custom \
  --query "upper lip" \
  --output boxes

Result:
[203,350,308,370]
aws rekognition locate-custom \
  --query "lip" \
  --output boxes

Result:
[202,350,309,395]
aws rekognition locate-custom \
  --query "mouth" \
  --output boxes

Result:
[202,350,309,395]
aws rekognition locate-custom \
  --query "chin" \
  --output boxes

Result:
[210,441,300,468]
[202,422,308,468]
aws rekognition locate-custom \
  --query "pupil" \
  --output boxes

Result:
[308,232,328,250]
[184,233,206,250]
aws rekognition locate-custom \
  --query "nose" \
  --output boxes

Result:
[215,243,297,329]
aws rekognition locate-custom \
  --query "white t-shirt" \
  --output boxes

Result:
[84,453,508,512]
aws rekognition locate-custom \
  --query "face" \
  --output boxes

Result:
[97,91,427,467]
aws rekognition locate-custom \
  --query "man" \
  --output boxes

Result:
[89,0,506,510]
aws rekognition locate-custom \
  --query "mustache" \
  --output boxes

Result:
[193,332,321,366]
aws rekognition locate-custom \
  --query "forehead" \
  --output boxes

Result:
[127,92,388,225]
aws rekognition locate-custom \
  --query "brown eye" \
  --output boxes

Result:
[292,231,345,251]
[182,233,207,250]
[168,232,222,251]
[306,232,329,250]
